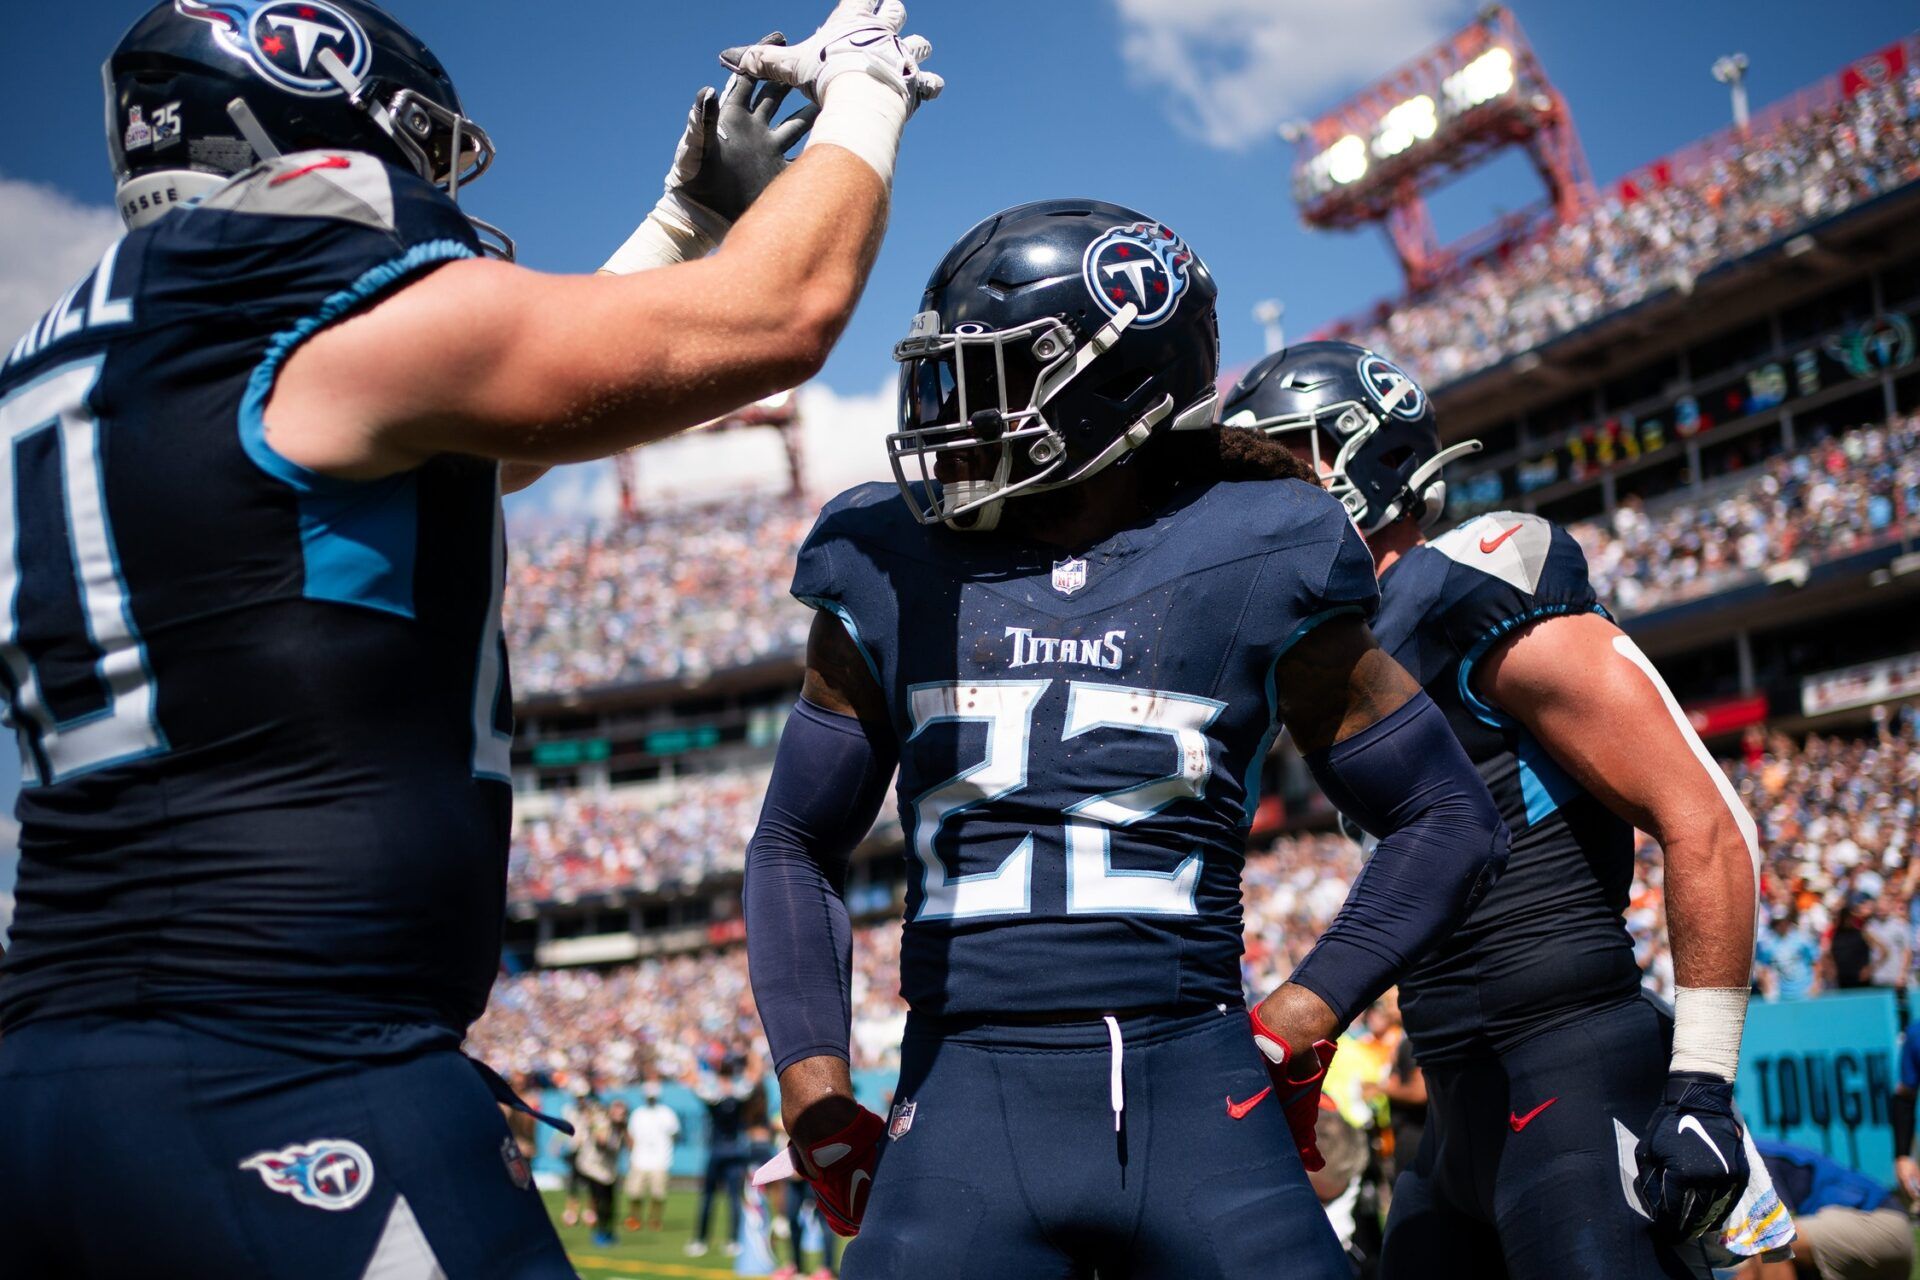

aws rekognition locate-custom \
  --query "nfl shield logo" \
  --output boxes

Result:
[1052,558,1088,596]
[501,1136,532,1190]
[888,1100,917,1140]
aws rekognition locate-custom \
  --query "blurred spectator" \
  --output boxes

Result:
[1758,912,1824,1002]
[1337,69,1920,390]
[1740,1140,1913,1280]
[623,1076,679,1234]
[687,1057,765,1259]
[507,496,815,696]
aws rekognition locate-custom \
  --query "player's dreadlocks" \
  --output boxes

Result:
[1152,425,1322,488]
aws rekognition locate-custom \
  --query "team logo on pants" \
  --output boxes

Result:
[240,1138,375,1210]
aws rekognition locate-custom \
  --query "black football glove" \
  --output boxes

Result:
[678,36,820,226]
[1633,1071,1749,1239]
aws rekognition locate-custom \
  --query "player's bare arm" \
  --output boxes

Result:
[266,2,941,478]
[1252,614,1509,1170]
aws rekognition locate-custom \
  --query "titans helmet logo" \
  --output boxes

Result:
[1081,222,1194,329]
[239,1138,375,1210]
[1357,352,1426,420]
[176,0,372,99]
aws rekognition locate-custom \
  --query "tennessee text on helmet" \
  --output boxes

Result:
[889,202,1220,532]
[106,0,510,258]
[1220,341,1481,535]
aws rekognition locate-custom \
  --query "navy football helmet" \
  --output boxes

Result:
[1220,340,1480,534]
[105,0,509,256]
[889,199,1220,531]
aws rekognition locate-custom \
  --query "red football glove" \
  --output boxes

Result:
[754,1105,885,1237]
[1249,1008,1338,1173]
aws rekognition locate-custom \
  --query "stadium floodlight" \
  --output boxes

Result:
[1374,95,1439,158]
[1443,46,1515,113]
[1712,53,1751,133]
[1325,134,1370,184]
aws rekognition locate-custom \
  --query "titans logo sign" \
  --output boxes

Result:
[175,0,372,98]
[1081,222,1194,329]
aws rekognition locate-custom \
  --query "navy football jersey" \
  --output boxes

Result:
[792,476,1378,1017]
[1369,511,1636,1065]
[0,152,513,1052]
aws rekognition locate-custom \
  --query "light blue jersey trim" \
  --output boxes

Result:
[1515,730,1579,826]
[235,238,473,617]
[237,238,476,495]
[796,595,882,685]
[1456,604,1610,729]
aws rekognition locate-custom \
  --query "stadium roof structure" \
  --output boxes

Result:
[1289,4,1593,292]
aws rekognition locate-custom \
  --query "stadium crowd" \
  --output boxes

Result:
[1570,411,1920,615]
[507,772,771,903]
[506,495,816,697]
[468,709,1920,1086]
[1342,65,1920,388]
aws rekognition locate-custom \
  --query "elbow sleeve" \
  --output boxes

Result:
[1291,692,1510,1026]
[744,698,896,1074]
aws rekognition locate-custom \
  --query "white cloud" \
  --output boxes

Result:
[0,174,123,345]
[1110,0,1473,151]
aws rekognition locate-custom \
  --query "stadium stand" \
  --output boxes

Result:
[1571,410,1920,615]
[506,494,815,696]
[1330,61,1920,388]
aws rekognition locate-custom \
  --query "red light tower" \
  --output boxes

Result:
[1290,6,1594,292]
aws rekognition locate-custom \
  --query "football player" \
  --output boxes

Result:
[741,202,1511,1278]
[1223,342,1769,1279]
[0,2,938,1275]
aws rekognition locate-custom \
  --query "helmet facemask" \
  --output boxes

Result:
[1233,393,1482,536]
[889,303,1217,532]
[312,47,512,259]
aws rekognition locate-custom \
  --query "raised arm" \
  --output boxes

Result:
[743,609,896,1236]
[265,2,939,476]
[1479,609,1759,1238]
[1250,616,1510,1169]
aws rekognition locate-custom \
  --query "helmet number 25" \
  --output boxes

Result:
[904,679,1222,921]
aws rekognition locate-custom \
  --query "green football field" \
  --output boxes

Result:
[540,1187,1920,1279]
[541,1187,838,1280]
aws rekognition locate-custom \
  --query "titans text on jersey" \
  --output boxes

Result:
[0,150,514,1054]
[791,475,1379,1017]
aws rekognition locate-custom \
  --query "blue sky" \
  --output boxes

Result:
[0,0,1914,930]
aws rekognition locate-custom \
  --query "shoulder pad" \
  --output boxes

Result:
[199,151,406,236]
[791,482,908,605]
[1424,512,1602,660]
[1428,511,1559,596]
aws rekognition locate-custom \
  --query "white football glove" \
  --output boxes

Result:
[719,1,942,110]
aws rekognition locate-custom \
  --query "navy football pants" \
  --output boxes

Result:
[841,1006,1349,1280]
[0,1016,575,1280]
[1380,996,1711,1280]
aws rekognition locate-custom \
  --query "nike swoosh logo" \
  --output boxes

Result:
[848,1168,871,1216]
[270,155,351,187]
[1226,1087,1272,1120]
[1509,1097,1558,1131]
[1677,1115,1730,1172]
[1479,523,1524,554]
